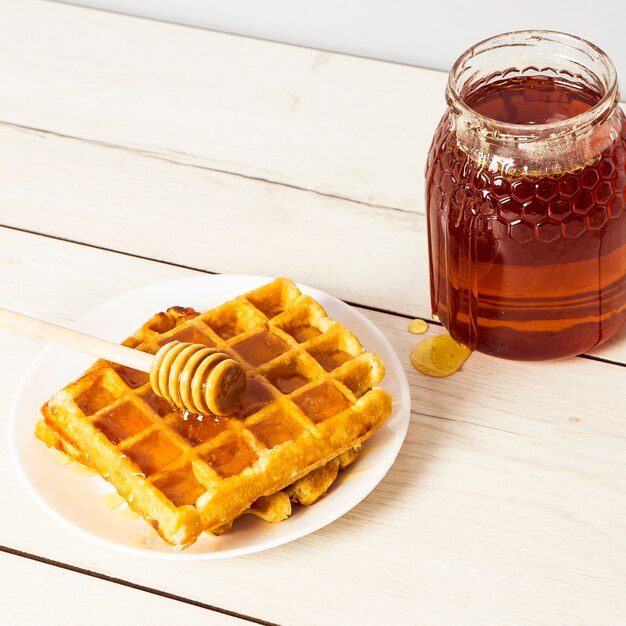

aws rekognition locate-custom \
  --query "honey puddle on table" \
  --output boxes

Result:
[407,318,428,334]
[410,331,472,378]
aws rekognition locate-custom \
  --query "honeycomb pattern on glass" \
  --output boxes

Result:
[426,117,626,243]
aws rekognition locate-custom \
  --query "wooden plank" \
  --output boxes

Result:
[1,228,626,625]
[2,121,625,361]
[1,1,624,357]
[0,0,445,213]
[0,551,250,626]
[0,124,428,318]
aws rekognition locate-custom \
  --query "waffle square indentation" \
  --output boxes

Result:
[308,347,353,372]
[139,391,178,418]
[93,400,154,444]
[155,324,216,348]
[201,437,258,477]
[232,331,289,366]
[264,357,313,394]
[151,465,207,507]
[246,280,301,319]
[247,408,304,449]
[74,370,127,415]
[125,431,182,476]
[203,302,265,340]
[238,377,274,417]
[169,412,229,446]
[292,381,352,423]
[271,301,330,343]
[112,364,150,389]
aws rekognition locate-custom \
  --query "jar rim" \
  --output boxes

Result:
[447,30,619,142]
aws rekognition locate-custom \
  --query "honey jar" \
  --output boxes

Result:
[426,31,626,360]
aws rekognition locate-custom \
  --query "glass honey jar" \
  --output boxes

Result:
[425,31,626,360]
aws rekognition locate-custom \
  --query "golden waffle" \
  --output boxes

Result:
[35,305,361,530]
[37,278,392,548]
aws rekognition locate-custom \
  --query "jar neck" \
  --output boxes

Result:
[446,31,621,175]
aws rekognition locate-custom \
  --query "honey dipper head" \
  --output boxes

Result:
[150,341,247,416]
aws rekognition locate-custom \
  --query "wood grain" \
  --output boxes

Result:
[1,115,624,361]
[0,0,446,214]
[0,551,251,625]
[1,2,626,623]
[2,227,626,625]
[0,123,428,318]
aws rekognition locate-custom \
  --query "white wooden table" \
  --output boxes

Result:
[1,2,626,624]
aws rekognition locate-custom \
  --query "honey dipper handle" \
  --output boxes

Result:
[0,307,154,373]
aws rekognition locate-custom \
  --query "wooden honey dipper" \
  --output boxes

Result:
[0,307,247,416]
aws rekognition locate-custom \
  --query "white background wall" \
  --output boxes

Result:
[54,0,626,87]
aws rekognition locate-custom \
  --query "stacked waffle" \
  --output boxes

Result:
[36,278,392,548]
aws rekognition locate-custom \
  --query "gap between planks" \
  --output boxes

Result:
[1,223,624,372]
[0,545,279,626]
[0,119,407,216]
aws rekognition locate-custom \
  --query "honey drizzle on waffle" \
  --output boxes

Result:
[39,279,392,547]
[90,297,372,496]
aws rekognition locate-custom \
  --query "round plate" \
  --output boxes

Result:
[9,275,410,559]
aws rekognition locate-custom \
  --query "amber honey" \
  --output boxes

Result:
[426,32,626,360]
[407,319,428,335]
[410,334,471,377]
[51,449,97,476]
[36,279,388,548]
[102,492,140,519]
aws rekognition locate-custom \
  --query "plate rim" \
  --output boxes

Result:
[8,274,410,560]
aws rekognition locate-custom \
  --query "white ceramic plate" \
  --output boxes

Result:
[9,275,410,559]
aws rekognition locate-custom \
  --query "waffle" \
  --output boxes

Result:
[35,304,360,531]
[37,278,393,548]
